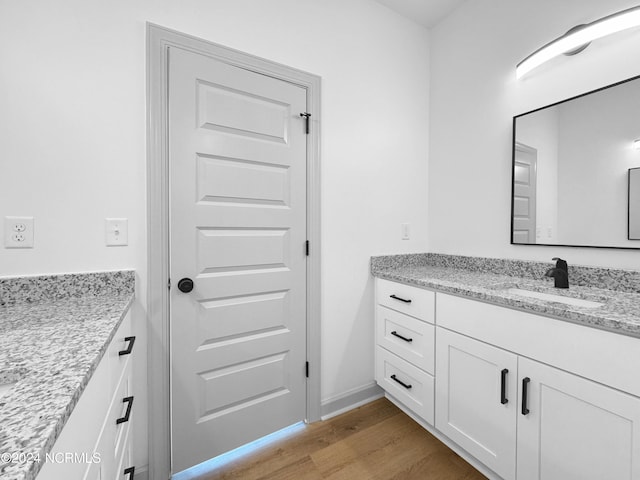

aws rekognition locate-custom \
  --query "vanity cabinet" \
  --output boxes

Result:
[374,279,436,424]
[374,277,640,480]
[37,311,137,480]
[437,293,640,480]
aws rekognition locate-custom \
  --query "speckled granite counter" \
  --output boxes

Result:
[371,254,640,338]
[0,271,135,480]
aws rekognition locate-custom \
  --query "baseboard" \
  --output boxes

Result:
[320,382,384,420]
[133,464,149,480]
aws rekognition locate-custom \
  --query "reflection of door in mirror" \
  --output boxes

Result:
[630,168,640,240]
[512,142,537,243]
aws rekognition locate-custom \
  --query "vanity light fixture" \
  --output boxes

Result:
[516,5,640,79]
[634,139,640,150]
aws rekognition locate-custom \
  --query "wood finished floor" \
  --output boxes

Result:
[190,398,487,480]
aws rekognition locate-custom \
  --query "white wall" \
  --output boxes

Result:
[0,0,430,472]
[557,80,640,247]
[429,0,640,269]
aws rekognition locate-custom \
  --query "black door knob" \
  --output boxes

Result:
[177,278,194,293]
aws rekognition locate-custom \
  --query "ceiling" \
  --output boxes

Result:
[373,0,466,28]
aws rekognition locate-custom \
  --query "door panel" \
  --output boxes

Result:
[513,142,537,243]
[196,154,290,206]
[169,46,307,473]
[435,328,518,480]
[517,357,640,480]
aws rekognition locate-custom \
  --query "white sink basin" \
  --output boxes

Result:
[506,288,604,309]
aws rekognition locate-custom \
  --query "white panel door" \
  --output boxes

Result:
[513,142,537,243]
[169,47,308,473]
[435,327,518,480]
[517,357,640,480]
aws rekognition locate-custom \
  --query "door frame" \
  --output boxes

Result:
[146,23,321,479]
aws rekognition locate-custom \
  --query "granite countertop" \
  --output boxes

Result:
[0,271,134,480]
[371,254,640,339]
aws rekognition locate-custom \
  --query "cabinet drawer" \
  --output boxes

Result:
[106,360,134,463]
[82,417,113,480]
[376,305,435,374]
[375,346,434,425]
[108,311,135,394]
[113,415,134,480]
[376,279,434,322]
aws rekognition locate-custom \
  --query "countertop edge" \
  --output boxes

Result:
[373,270,640,340]
[1,294,135,480]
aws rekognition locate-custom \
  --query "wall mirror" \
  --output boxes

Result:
[511,74,640,249]
[630,168,640,240]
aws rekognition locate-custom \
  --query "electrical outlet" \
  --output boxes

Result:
[4,216,34,248]
[106,218,128,246]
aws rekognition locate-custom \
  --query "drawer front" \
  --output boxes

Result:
[375,346,434,425]
[108,311,135,394]
[113,414,134,480]
[376,279,434,323]
[376,305,435,374]
[106,360,134,463]
[82,418,114,480]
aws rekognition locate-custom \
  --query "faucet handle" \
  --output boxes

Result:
[552,257,568,272]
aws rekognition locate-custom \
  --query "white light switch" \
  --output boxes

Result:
[401,223,410,240]
[106,218,128,246]
[4,216,34,248]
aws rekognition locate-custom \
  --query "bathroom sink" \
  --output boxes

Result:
[506,288,604,309]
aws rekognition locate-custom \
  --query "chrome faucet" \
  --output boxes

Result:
[545,257,569,288]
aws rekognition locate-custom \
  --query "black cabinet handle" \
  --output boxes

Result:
[500,368,509,404]
[124,466,135,479]
[390,294,412,304]
[391,331,413,343]
[118,336,136,356]
[116,396,134,425]
[521,377,530,415]
[390,374,412,389]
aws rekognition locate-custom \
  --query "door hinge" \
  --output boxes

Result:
[305,361,309,378]
[300,112,311,134]
[305,240,310,256]
[167,278,171,290]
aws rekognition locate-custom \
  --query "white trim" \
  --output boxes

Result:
[146,23,322,479]
[320,382,384,420]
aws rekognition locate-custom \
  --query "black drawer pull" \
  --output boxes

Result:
[390,374,412,389]
[116,396,134,425]
[390,294,412,304]
[124,466,135,480]
[391,331,413,343]
[521,377,530,415]
[119,336,136,356]
[500,368,509,405]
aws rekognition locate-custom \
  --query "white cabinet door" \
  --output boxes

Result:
[435,327,518,480]
[517,357,640,480]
